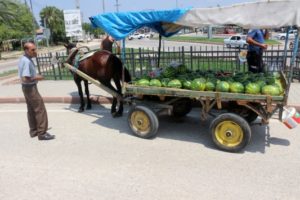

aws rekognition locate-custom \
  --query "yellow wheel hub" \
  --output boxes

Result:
[130,111,150,134]
[215,120,243,147]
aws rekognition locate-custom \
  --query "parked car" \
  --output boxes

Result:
[224,35,248,49]
[145,32,154,38]
[128,33,144,40]
[275,29,297,40]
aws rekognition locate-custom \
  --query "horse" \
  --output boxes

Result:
[64,43,131,117]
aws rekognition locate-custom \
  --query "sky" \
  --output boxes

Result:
[29,0,257,23]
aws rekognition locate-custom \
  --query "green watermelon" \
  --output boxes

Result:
[230,82,244,93]
[162,67,176,78]
[136,79,150,86]
[255,80,267,88]
[182,80,192,90]
[191,79,206,91]
[266,76,276,85]
[216,81,230,92]
[149,79,162,87]
[205,81,215,91]
[274,79,284,94]
[245,83,261,94]
[167,79,182,88]
[161,78,170,87]
[262,85,281,96]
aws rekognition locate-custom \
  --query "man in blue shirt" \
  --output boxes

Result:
[18,42,55,140]
[246,29,268,73]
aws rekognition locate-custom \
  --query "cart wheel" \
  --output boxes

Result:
[210,113,251,152]
[128,105,159,139]
[228,102,258,123]
[172,98,192,118]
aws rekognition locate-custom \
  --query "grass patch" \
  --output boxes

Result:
[164,36,224,43]
[0,69,18,77]
[157,36,280,45]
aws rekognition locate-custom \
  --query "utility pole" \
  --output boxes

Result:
[75,0,80,9]
[115,0,120,12]
[29,0,36,45]
[102,0,105,13]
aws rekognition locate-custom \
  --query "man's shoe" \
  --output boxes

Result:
[30,133,38,138]
[38,133,55,140]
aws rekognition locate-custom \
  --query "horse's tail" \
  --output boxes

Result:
[123,67,132,83]
[111,54,132,83]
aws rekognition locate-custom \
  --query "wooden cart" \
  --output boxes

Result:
[123,72,288,152]
[72,0,300,152]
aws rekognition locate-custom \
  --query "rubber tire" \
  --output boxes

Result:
[243,44,248,49]
[226,44,231,48]
[280,36,286,40]
[128,105,159,139]
[227,102,258,123]
[210,113,251,152]
[172,98,193,118]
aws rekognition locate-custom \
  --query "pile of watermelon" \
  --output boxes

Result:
[133,65,284,96]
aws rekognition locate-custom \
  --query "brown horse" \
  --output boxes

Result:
[64,44,131,117]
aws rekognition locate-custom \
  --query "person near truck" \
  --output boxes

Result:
[246,29,269,73]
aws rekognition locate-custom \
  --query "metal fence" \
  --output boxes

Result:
[36,45,300,81]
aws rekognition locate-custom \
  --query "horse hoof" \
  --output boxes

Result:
[112,112,122,118]
[86,105,92,110]
[78,108,84,113]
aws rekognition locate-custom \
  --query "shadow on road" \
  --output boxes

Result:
[65,103,290,153]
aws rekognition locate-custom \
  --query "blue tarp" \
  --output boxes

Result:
[89,9,190,40]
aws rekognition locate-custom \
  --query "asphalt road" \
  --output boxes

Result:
[0,103,299,200]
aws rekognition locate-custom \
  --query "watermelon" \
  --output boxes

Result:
[205,81,215,91]
[216,81,230,92]
[255,80,267,88]
[149,79,162,87]
[161,78,170,87]
[182,80,192,90]
[262,85,281,96]
[274,79,284,94]
[230,82,244,93]
[167,79,182,88]
[245,83,261,94]
[136,79,150,86]
[162,67,176,78]
[191,79,206,91]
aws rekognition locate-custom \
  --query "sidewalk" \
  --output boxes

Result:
[0,76,300,111]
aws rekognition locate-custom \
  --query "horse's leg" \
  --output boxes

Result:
[113,78,123,116]
[75,78,85,112]
[84,80,92,110]
[100,80,119,117]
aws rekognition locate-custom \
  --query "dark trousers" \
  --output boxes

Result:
[246,51,264,73]
[22,84,48,137]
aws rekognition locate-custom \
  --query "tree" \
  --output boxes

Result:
[0,0,18,26]
[40,6,66,44]
[82,22,104,38]
[0,0,35,58]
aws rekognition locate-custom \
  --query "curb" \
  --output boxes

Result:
[0,95,112,104]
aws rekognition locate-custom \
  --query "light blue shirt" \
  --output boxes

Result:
[18,55,37,85]
[247,29,265,54]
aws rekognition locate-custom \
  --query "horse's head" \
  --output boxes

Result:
[64,42,77,54]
